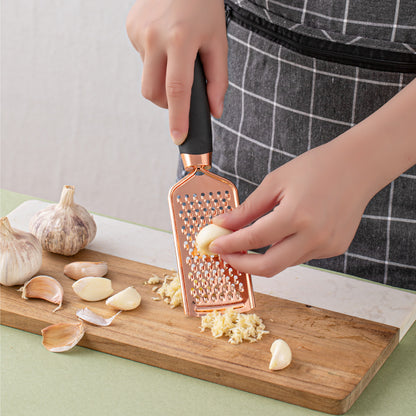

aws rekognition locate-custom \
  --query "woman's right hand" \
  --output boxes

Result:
[126,0,229,144]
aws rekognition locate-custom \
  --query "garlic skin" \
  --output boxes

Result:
[19,275,64,312]
[76,307,121,326]
[269,339,292,371]
[64,261,108,280]
[105,286,141,311]
[29,185,97,256]
[0,217,42,286]
[72,277,114,301]
[41,322,85,352]
[195,224,232,256]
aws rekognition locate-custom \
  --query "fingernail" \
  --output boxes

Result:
[171,130,186,145]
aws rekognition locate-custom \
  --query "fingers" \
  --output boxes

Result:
[141,49,168,108]
[210,203,295,254]
[200,45,228,119]
[165,45,197,144]
[219,233,307,277]
[213,173,282,231]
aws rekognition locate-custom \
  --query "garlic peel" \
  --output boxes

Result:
[64,261,108,280]
[195,224,232,256]
[105,286,141,311]
[29,185,97,256]
[72,277,113,301]
[0,217,42,286]
[19,275,64,312]
[269,339,292,371]
[76,307,121,326]
[41,322,85,352]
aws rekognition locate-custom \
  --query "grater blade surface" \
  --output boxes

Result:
[169,167,256,316]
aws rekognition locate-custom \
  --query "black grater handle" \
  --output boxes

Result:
[179,54,213,155]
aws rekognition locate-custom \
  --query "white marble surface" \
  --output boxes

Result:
[8,200,416,340]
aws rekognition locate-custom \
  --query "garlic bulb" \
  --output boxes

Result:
[29,185,97,256]
[0,217,42,286]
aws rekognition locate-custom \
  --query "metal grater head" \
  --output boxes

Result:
[169,166,256,317]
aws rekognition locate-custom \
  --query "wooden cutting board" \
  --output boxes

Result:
[1,249,399,414]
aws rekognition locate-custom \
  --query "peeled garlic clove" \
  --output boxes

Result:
[76,307,121,326]
[195,224,232,256]
[0,217,42,286]
[41,322,85,352]
[72,277,113,301]
[29,185,97,256]
[105,286,141,310]
[64,261,108,280]
[20,275,64,312]
[269,339,292,371]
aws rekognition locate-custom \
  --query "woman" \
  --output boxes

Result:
[126,0,416,290]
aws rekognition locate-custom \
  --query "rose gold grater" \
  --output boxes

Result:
[168,55,255,317]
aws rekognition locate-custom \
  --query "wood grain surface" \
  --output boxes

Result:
[0,249,399,414]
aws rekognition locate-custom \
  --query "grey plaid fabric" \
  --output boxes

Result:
[235,0,416,51]
[178,1,416,290]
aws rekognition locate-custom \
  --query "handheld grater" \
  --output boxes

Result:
[168,55,255,317]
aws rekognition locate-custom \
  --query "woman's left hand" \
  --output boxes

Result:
[210,79,416,277]
[209,138,370,277]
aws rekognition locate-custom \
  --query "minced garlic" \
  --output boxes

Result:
[155,273,183,308]
[200,308,269,344]
[144,275,163,285]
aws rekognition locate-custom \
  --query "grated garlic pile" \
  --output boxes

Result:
[146,273,183,308]
[144,275,163,285]
[201,308,269,344]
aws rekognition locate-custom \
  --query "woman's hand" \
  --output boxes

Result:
[210,140,370,276]
[209,79,416,277]
[126,0,228,144]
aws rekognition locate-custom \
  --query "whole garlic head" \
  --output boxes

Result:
[0,217,42,286]
[29,185,97,256]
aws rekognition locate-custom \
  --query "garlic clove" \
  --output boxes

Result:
[76,307,121,326]
[64,261,108,280]
[0,217,42,286]
[72,277,113,301]
[29,185,97,256]
[41,322,85,352]
[105,286,141,311]
[195,224,233,256]
[269,339,292,371]
[19,275,64,312]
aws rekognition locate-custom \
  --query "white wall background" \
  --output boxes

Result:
[1,0,177,231]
